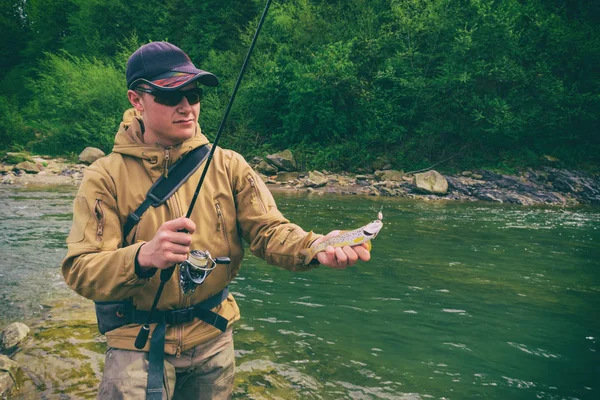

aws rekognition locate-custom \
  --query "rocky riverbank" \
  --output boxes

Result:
[2,150,599,206]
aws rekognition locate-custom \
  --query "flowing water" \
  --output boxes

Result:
[0,186,598,399]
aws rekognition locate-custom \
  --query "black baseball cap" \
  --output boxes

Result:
[126,41,218,91]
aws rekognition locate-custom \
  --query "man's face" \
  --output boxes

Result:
[129,82,201,147]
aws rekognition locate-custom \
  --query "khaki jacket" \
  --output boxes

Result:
[62,109,320,355]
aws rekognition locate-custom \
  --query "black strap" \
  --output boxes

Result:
[123,144,211,240]
[143,287,229,399]
[132,287,229,330]
[147,321,166,400]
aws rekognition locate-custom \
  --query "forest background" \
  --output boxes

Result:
[1,0,598,173]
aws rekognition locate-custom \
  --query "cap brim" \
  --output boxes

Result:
[130,71,219,91]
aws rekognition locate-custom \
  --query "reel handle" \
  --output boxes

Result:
[214,257,231,264]
[134,325,151,349]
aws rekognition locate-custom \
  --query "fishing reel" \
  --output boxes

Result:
[179,250,230,295]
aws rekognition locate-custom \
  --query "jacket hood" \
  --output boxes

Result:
[112,108,210,162]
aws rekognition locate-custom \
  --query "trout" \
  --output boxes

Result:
[300,212,383,265]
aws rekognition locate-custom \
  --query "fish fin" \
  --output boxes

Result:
[365,240,372,252]
[299,248,315,266]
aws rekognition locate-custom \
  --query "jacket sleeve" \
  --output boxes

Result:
[230,153,323,271]
[61,164,154,301]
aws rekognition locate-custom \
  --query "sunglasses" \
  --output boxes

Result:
[136,87,203,106]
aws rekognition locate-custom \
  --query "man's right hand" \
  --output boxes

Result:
[136,217,196,270]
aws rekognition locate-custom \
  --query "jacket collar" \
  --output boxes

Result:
[112,108,210,177]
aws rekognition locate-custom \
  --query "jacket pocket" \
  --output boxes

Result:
[247,174,267,213]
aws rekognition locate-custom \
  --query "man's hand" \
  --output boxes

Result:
[137,217,196,270]
[312,230,371,269]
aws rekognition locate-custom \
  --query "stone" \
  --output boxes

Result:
[374,170,404,182]
[13,161,42,174]
[414,170,448,195]
[304,171,328,188]
[1,173,15,184]
[0,323,30,352]
[256,160,278,175]
[275,172,300,182]
[266,150,296,172]
[78,147,105,165]
[0,355,21,398]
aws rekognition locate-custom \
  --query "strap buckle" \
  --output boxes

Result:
[166,307,194,325]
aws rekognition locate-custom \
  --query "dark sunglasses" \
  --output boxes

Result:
[136,87,203,106]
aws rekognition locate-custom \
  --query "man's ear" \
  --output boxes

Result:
[127,90,144,112]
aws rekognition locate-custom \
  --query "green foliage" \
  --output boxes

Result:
[26,51,129,155]
[0,95,32,151]
[3,151,32,164]
[0,0,597,171]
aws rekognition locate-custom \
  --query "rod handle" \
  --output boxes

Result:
[134,324,151,349]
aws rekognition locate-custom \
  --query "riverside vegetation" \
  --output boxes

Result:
[1,0,598,174]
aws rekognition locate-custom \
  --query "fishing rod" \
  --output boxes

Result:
[135,0,273,349]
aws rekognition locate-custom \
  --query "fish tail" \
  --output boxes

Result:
[299,248,315,266]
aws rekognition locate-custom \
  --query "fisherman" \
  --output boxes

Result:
[61,41,372,399]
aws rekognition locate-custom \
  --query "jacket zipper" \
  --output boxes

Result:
[215,203,230,249]
[163,148,171,178]
[94,199,105,241]
[248,176,267,213]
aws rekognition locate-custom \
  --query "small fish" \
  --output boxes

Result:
[300,212,384,265]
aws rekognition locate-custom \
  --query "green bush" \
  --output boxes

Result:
[25,51,131,155]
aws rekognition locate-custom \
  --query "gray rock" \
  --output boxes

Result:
[13,161,42,174]
[256,160,278,175]
[78,147,105,165]
[0,355,20,398]
[266,150,296,172]
[276,172,301,182]
[446,176,471,195]
[304,171,328,188]
[414,170,448,195]
[374,170,404,182]
[1,173,15,185]
[0,323,30,352]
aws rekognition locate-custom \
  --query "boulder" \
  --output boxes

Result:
[78,147,105,165]
[275,172,301,183]
[13,161,42,174]
[266,150,296,172]
[304,171,328,188]
[1,173,15,184]
[0,355,21,398]
[374,170,404,182]
[0,323,30,353]
[256,160,278,175]
[414,170,448,195]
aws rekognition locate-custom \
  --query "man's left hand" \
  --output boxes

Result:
[312,230,371,269]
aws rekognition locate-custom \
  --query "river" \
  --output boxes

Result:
[0,185,598,399]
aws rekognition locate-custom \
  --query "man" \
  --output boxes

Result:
[62,41,370,399]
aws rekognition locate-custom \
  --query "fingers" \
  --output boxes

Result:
[163,217,196,234]
[319,244,371,269]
